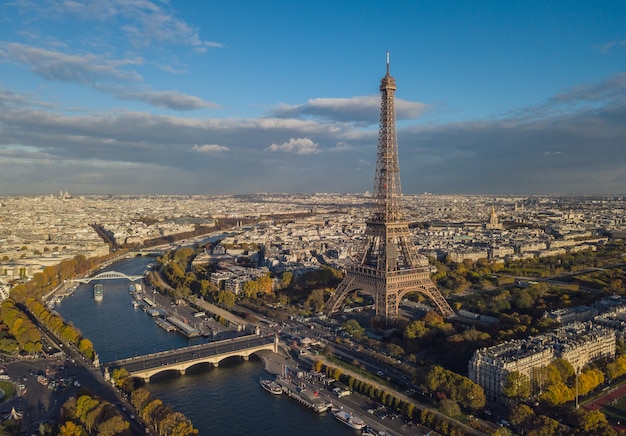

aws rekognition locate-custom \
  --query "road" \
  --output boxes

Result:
[11,304,153,435]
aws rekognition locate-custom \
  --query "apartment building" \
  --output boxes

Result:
[469,322,615,403]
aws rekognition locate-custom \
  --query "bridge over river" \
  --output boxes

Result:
[106,334,278,382]
[73,271,143,284]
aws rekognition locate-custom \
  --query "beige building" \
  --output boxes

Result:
[485,206,503,230]
[469,322,615,403]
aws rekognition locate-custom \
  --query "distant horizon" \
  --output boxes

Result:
[3,191,626,199]
[1,1,625,195]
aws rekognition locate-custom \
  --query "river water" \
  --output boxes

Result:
[56,256,352,435]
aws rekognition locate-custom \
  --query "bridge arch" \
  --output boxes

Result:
[74,271,142,284]
[107,335,278,382]
[139,349,263,381]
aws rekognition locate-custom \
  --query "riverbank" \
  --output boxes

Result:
[256,349,295,376]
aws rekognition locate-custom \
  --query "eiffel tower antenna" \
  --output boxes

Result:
[325,54,454,322]
[386,50,390,75]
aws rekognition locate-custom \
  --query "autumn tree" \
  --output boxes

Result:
[606,354,626,380]
[97,415,130,436]
[577,368,604,396]
[131,387,152,412]
[342,319,364,338]
[78,338,95,360]
[111,368,130,388]
[509,404,534,428]
[58,421,86,436]
[503,371,531,403]
[571,409,615,436]
[425,365,485,409]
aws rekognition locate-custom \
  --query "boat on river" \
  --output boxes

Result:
[331,407,365,430]
[155,317,176,332]
[93,284,103,302]
[260,378,283,395]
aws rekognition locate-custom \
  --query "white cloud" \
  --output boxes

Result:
[14,0,224,50]
[272,95,427,123]
[0,42,142,84]
[0,42,218,110]
[266,138,320,155]
[115,89,219,110]
[191,144,229,153]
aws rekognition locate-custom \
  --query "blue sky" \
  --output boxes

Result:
[0,0,625,195]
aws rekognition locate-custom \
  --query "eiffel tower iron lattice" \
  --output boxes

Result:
[325,54,455,321]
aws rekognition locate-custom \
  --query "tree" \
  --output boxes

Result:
[514,289,535,309]
[578,368,604,396]
[572,409,615,435]
[439,399,461,418]
[58,421,87,436]
[503,371,531,403]
[78,338,95,360]
[75,395,99,424]
[342,319,364,338]
[404,320,428,340]
[540,381,574,406]
[142,399,163,425]
[425,365,485,409]
[84,403,105,433]
[96,415,130,436]
[61,325,80,345]
[131,387,151,412]
[281,271,293,287]
[216,290,235,308]
[258,274,273,294]
[160,411,199,436]
[552,358,574,383]
[111,368,129,388]
[509,404,534,427]
[243,280,259,298]
[528,415,562,436]
[606,354,626,380]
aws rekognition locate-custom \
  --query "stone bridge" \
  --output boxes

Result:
[106,335,278,382]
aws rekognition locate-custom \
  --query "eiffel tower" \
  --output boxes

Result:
[325,54,454,321]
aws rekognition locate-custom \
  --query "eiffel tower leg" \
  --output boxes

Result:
[387,292,398,320]
[324,275,355,316]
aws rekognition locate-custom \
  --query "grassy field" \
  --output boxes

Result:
[601,394,626,424]
[0,381,15,400]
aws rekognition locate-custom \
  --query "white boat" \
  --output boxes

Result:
[331,407,365,430]
[260,378,283,395]
[93,284,104,302]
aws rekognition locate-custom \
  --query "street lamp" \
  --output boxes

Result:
[575,366,580,409]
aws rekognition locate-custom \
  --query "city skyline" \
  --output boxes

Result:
[0,1,625,196]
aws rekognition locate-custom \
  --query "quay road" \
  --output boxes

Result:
[14,307,153,435]
[108,334,276,380]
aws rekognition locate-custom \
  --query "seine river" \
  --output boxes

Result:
[56,256,352,435]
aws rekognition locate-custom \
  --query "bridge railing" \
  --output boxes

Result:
[107,333,266,366]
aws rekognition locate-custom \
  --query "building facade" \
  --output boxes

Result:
[469,322,615,403]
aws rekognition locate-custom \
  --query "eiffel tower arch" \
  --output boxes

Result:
[324,54,454,321]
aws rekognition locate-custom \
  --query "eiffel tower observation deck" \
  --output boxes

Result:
[325,53,455,322]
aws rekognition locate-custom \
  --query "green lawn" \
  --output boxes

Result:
[602,394,626,424]
[0,381,15,401]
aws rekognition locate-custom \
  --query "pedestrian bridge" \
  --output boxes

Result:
[73,271,143,284]
[106,335,278,382]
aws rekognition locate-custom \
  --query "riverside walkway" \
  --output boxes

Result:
[106,334,278,382]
